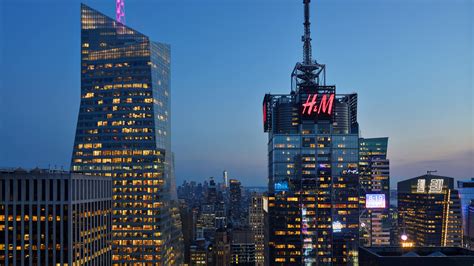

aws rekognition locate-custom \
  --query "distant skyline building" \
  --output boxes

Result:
[231,228,256,266]
[468,201,474,249]
[262,1,359,264]
[457,178,474,248]
[214,229,231,265]
[71,4,182,264]
[249,192,265,266]
[398,174,463,247]
[359,137,391,247]
[229,179,243,226]
[223,170,229,188]
[0,169,112,265]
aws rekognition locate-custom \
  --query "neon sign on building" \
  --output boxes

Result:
[366,194,386,209]
[301,93,335,116]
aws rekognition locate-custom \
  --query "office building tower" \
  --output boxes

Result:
[389,206,399,246]
[0,168,112,265]
[229,179,242,226]
[190,239,211,266]
[457,178,474,247]
[398,174,463,247]
[207,177,217,204]
[249,192,265,266]
[71,4,182,264]
[231,228,256,266]
[262,0,359,264]
[468,201,474,249]
[215,200,228,229]
[214,229,231,265]
[359,137,390,246]
[196,203,216,240]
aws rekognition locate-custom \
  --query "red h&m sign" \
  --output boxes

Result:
[301,93,335,116]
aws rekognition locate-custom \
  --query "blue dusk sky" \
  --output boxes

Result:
[0,0,472,187]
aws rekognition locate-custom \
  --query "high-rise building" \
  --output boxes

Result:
[0,168,112,265]
[229,179,242,226]
[190,239,211,265]
[359,137,390,247]
[468,201,474,249]
[223,170,229,188]
[398,174,463,247]
[262,1,359,264]
[231,228,256,266]
[214,229,231,265]
[71,4,182,264]
[249,192,265,266]
[457,178,474,248]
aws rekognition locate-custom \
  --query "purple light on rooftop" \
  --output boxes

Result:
[116,0,125,24]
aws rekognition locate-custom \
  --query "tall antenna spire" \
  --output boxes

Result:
[116,0,126,24]
[302,0,312,65]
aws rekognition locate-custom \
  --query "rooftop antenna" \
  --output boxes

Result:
[302,0,312,65]
[291,0,326,90]
[116,0,126,24]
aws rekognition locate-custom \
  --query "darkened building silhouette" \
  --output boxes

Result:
[0,169,112,265]
[231,228,256,266]
[359,246,474,266]
[229,179,242,226]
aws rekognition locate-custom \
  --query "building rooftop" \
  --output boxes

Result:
[361,246,474,257]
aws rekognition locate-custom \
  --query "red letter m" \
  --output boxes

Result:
[317,94,335,115]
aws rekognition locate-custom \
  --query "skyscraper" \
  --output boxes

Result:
[229,179,243,226]
[359,137,390,247]
[249,192,265,266]
[398,174,463,247]
[457,178,474,248]
[262,1,359,264]
[71,4,182,264]
[468,201,474,249]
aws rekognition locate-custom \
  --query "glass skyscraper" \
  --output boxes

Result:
[71,4,182,264]
[457,178,474,248]
[262,1,359,264]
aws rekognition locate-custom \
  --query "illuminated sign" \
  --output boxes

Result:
[429,179,444,193]
[274,181,289,192]
[332,221,343,233]
[417,179,426,193]
[365,194,386,209]
[263,101,267,125]
[416,178,444,194]
[301,93,335,116]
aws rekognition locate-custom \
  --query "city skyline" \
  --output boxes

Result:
[1,0,473,187]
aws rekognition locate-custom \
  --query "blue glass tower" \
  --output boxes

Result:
[457,178,474,248]
[71,4,182,264]
[262,1,360,264]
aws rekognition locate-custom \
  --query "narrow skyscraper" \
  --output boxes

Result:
[359,137,391,247]
[262,0,359,264]
[71,4,182,264]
